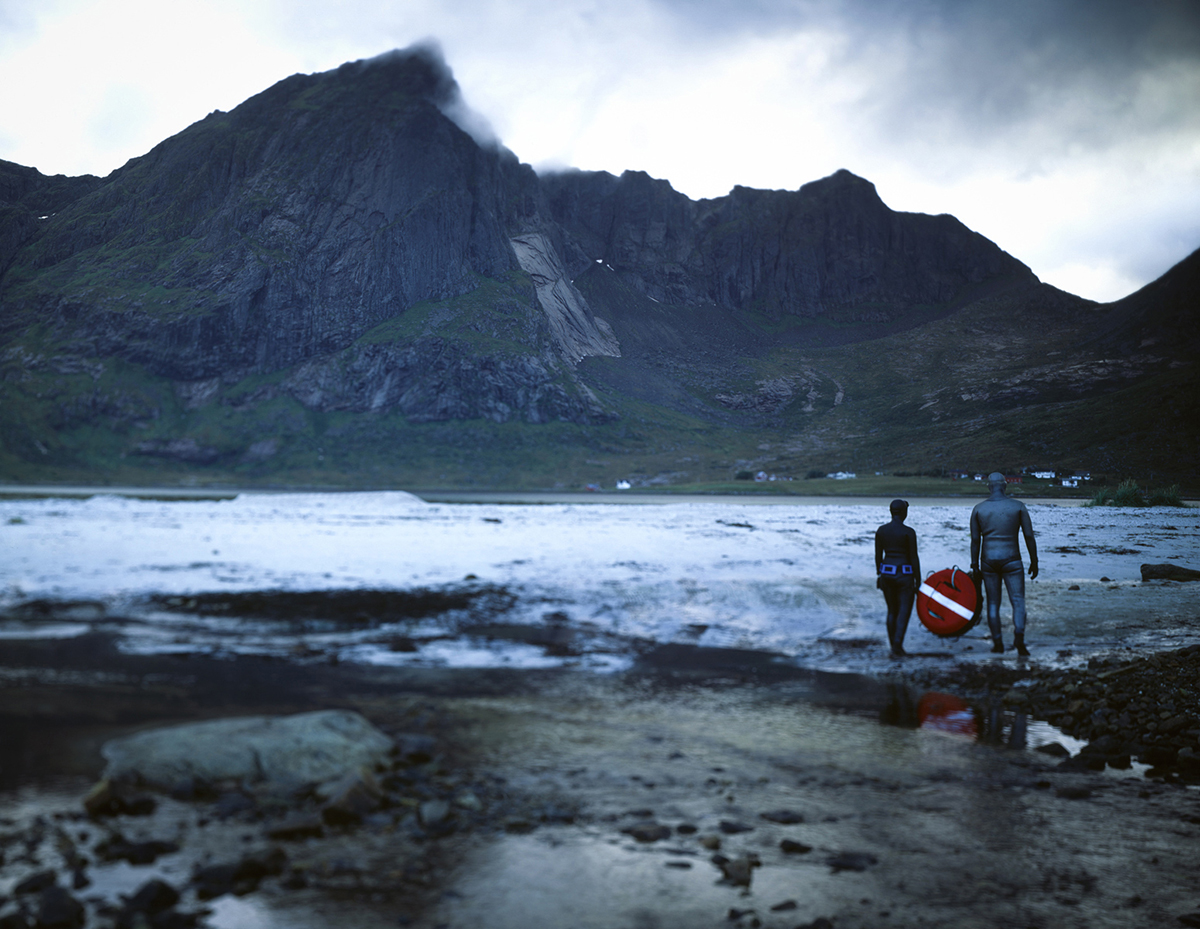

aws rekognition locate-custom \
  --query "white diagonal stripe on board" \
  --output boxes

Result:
[918,583,974,620]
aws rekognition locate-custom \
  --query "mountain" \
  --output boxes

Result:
[1,45,1196,488]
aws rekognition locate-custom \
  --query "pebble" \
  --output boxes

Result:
[621,822,672,843]
[35,886,84,929]
[759,809,804,824]
[718,820,754,834]
[780,839,813,854]
[825,851,878,873]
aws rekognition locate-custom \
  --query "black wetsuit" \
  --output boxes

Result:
[874,519,920,654]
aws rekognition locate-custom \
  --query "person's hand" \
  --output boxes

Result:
[1029,562,1039,580]
[876,577,884,590]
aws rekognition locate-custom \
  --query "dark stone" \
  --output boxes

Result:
[796,919,835,929]
[95,836,180,865]
[1178,914,1200,928]
[727,908,755,920]
[621,822,672,843]
[124,878,179,914]
[266,813,325,841]
[14,871,57,895]
[394,734,438,766]
[825,851,878,873]
[1035,742,1070,757]
[780,839,813,854]
[0,913,30,929]
[675,823,697,834]
[1140,564,1200,583]
[769,899,798,911]
[34,887,85,929]
[1142,745,1179,766]
[191,852,283,901]
[759,809,804,824]
[1055,786,1093,800]
[718,820,754,834]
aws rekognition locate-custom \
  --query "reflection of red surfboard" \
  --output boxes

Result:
[917,567,981,637]
[917,692,977,737]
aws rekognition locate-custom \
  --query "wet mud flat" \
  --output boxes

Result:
[3,639,1200,929]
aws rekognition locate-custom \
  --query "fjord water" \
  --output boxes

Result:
[1,491,1198,672]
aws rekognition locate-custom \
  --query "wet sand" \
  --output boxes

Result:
[3,637,1200,929]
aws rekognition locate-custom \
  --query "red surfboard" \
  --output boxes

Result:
[916,567,981,637]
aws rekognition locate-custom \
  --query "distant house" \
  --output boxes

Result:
[974,474,984,481]
[1061,478,1079,488]
[616,480,632,490]
[755,471,768,482]
[1031,470,1055,480]
[1005,475,1022,484]
[827,471,857,480]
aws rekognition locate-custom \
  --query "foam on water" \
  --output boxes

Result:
[2,492,1198,670]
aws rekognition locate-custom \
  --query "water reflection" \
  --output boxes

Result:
[881,688,1029,748]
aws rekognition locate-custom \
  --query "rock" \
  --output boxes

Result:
[34,887,84,929]
[1140,563,1200,582]
[780,839,813,854]
[727,907,756,920]
[1035,742,1070,757]
[770,900,798,911]
[101,710,394,789]
[393,734,438,766]
[826,851,878,873]
[796,920,835,929]
[1178,914,1200,928]
[191,850,284,901]
[675,823,697,834]
[712,855,760,887]
[418,800,451,828]
[122,879,179,915]
[14,871,57,896]
[759,809,804,824]
[699,835,722,850]
[1055,786,1093,800]
[266,813,325,841]
[718,820,754,834]
[320,769,384,825]
[0,914,29,929]
[81,780,156,818]
[94,834,180,865]
[621,822,672,843]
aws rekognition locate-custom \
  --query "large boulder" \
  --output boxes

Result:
[101,710,394,788]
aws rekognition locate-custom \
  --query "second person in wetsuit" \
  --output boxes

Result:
[875,499,920,656]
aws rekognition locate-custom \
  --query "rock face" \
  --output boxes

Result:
[100,710,395,788]
[0,46,1028,423]
[1,43,1195,480]
[542,167,1034,323]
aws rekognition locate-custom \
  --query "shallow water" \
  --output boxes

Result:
[2,491,1198,676]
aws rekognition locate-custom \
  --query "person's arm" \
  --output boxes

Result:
[874,528,883,575]
[970,509,981,571]
[909,528,920,589]
[1021,505,1039,578]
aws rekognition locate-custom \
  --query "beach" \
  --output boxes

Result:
[1,491,1199,928]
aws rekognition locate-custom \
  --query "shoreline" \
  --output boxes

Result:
[2,639,1200,928]
[0,483,1138,506]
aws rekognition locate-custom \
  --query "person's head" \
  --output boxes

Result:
[890,499,908,520]
[987,472,1007,494]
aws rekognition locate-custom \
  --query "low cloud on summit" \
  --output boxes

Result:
[1,0,1198,301]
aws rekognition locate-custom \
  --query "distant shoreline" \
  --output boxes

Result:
[0,483,1109,507]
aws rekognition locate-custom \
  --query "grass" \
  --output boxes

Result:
[1086,479,1187,508]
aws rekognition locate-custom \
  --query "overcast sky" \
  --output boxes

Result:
[2,0,1198,302]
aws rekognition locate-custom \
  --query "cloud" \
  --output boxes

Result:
[0,0,1197,301]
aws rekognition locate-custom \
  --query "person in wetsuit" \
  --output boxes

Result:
[970,472,1039,656]
[875,499,920,656]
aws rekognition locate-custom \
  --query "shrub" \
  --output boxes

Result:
[1085,480,1187,508]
